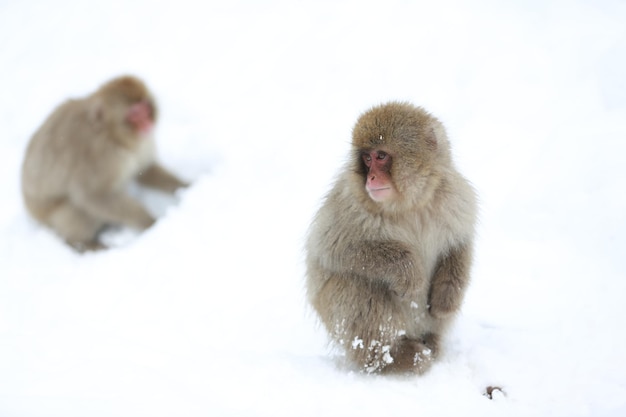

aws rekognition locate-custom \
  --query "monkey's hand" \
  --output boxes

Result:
[344,240,421,297]
[428,243,472,319]
[137,163,189,194]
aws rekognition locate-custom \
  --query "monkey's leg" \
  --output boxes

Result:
[314,273,428,373]
[47,202,106,251]
[429,243,472,319]
[79,191,155,231]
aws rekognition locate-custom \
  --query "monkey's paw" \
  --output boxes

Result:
[428,302,457,319]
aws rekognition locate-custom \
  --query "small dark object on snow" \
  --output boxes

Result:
[484,385,505,400]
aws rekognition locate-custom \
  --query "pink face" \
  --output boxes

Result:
[126,100,154,135]
[362,149,396,202]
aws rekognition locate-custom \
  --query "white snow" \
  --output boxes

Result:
[1,0,626,416]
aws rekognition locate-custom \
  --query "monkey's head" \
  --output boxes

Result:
[93,75,158,145]
[351,101,451,208]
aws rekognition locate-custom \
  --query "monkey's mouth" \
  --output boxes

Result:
[367,187,393,202]
[137,122,154,135]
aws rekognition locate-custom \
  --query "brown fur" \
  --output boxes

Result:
[21,75,188,251]
[306,102,477,374]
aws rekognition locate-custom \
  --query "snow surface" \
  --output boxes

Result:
[1,0,626,416]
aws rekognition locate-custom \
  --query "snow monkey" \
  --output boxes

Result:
[305,102,477,374]
[21,75,189,251]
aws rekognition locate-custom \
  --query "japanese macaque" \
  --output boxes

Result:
[305,102,477,374]
[21,75,189,251]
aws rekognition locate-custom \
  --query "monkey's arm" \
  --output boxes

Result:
[428,242,473,318]
[76,191,155,230]
[337,240,421,297]
[137,163,189,194]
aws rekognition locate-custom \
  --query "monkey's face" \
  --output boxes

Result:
[359,148,397,202]
[126,100,155,135]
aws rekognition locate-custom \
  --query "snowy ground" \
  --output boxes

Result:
[1,0,626,416]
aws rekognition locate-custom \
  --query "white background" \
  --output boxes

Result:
[1,0,625,416]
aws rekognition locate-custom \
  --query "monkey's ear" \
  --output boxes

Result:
[425,119,447,151]
[87,98,105,123]
[425,128,438,150]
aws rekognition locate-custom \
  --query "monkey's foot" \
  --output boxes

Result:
[382,334,439,374]
[69,239,107,253]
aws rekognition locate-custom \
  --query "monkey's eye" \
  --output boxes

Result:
[376,151,388,160]
[362,153,372,164]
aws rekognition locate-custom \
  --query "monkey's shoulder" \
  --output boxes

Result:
[34,98,103,144]
[418,174,477,247]
[49,98,91,121]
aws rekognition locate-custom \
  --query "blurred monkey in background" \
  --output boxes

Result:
[21,75,188,251]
